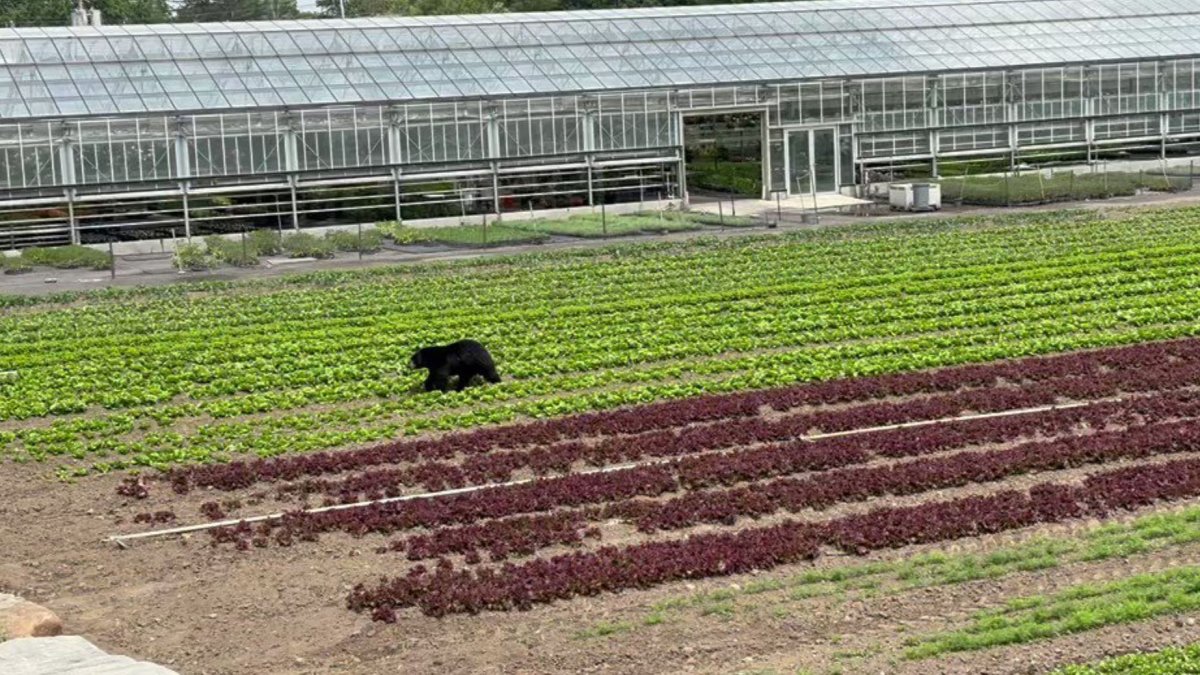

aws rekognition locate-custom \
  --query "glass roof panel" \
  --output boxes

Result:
[0,0,1196,118]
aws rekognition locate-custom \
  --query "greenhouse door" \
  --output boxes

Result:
[786,128,838,195]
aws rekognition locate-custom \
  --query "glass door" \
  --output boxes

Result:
[786,130,811,196]
[786,128,839,195]
[812,128,838,193]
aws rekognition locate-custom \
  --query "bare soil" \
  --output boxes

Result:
[4,460,1200,675]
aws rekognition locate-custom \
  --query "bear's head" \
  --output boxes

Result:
[409,348,427,370]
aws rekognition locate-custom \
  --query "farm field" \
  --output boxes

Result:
[6,204,1200,673]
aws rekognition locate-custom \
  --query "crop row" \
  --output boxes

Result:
[21,263,1200,461]
[17,268,1190,456]
[23,253,1200,426]
[618,416,1200,532]
[203,388,1200,555]
[17,209,1200,468]
[164,336,1200,494]
[0,213,1189,398]
[284,360,1198,503]
[5,210,1181,352]
[347,455,1200,618]
[0,210,1140,348]
[54,315,1200,471]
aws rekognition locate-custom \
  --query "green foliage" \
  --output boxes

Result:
[172,242,215,272]
[1053,643,1200,674]
[174,0,300,22]
[20,245,111,271]
[0,255,32,275]
[247,229,282,256]
[421,224,550,247]
[325,228,384,253]
[8,207,1200,469]
[203,235,259,268]
[688,161,763,197]
[378,221,547,247]
[376,221,432,245]
[281,232,336,259]
[939,171,1193,206]
[316,0,501,17]
[906,566,1200,659]
[511,212,703,238]
[0,0,171,27]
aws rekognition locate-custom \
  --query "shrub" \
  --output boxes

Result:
[325,228,384,253]
[1,255,32,274]
[21,244,111,270]
[282,232,336,259]
[203,235,259,268]
[377,221,431,245]
[173,242,215,271]
[247,229,282,256]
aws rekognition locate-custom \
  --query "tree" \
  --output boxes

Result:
[315,0,503,18]
[174,0,301,23]
[0,0,171,27]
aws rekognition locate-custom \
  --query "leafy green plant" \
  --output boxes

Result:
[1,255,32,274]
[282,232,336,259]
[325,228,384,253]
[1054,643,1200,674]
[173,242,215,272]
[907,566,1200,659]
[376,221,431,245]
[247,229,282,256]
[6,207,1200,469]
[939,171,1191,206]
[20,244,111,271]
[203,235,259,268]
[426,224,549,247]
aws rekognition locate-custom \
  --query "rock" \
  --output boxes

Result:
[0,593,62,638]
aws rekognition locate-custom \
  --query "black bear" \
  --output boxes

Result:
[409,339,501,392]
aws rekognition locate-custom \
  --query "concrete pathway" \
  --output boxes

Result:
[0,636,178,675]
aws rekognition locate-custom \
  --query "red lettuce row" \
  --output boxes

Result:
[163,337,1200,494]
[625,416,1200,532]
[388,512,599,562]
[349,456,1200,618]
[208,389,1200,549]
[271,361,1200,503]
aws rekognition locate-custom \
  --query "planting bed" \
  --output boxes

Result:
[8,205,1200,673]
[96,338,1200,644]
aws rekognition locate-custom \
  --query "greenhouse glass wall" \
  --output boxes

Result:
[0,0,1199,244]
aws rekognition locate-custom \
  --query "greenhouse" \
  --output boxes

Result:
[1,0,1199,245]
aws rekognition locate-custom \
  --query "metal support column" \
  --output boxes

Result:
[491,161,501,218]
[392,167,403,223]
[1161,113,1169,159]
[387,107,403,223]
[57,122,78,244]
[66,188,78,245]
[760,109,770,200]
[289,176,299,231]
[586,153,595,206]
[929,129,939,177]
[1008,123,1018,172]
[180,182,191,240]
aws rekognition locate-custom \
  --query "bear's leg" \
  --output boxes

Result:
[426,368,451,392]
[482,365,501,384]
[454,368,478,392]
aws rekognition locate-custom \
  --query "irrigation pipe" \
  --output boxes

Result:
[106,398,1103,546]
